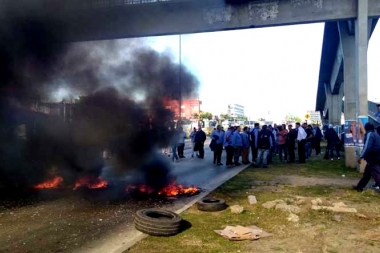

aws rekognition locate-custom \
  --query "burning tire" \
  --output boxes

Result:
[197,198,227,212]
[134,209,182,236]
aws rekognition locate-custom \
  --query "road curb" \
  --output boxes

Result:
[113,164,250,253]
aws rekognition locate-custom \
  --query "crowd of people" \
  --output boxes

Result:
[165,122,336,167]
[208,122,327,168]
[164,120,380,193]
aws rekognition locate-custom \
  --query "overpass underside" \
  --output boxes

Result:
[3,0,380,41]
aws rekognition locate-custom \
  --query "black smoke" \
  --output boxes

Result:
[0,2,199,191]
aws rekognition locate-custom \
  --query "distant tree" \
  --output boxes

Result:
[258,118,266,122]
[284,115,302,123]
[237,116,248,121]
[199,112,213,120]
[191,113,199,119]
[294,116,302,123]
[220,114,230,120]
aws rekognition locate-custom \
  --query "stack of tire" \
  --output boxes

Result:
[134,208,182,237]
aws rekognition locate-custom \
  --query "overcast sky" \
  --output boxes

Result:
[148,23,380,122]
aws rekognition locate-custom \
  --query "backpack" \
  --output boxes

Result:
[258,130,270,149]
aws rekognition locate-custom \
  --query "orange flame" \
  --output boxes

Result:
[126,183,199,197]
[73,176,108,190]
[158,184,199,197]
[33,176,63,189]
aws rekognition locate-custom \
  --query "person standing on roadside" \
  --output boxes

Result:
[286,124,297,163]
[232,126,243,166]
[255,125,272,168]
[194,125,206,159]
[190,127,197,158]
[176,127,187,158]
[277,125,288,163]
[313,124,323,156]
[169,126,179,163]
[250,123,260,164]
[303,123,314,159]
[241,126,251,164]
[324,124,341,160]
[211,125,225,165]
[224,126,235,168]
[296,122,307,163]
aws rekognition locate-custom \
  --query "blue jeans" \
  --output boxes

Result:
[172,145,179,161]
[305,142,312,158]
[256,149,270,166]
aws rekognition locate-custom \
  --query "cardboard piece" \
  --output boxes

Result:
[214,225,273,241]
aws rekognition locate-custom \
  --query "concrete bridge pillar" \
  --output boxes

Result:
[339,0,369,170]
[324,83,343,126]
[339,20,356,169]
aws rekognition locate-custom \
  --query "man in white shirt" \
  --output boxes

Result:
[296,122,307,163]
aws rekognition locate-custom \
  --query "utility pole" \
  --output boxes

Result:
[178,34,182,128]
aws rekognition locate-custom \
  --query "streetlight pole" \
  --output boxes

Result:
[178,34,182,128]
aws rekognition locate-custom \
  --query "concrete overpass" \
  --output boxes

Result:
[315,19,378,126]
[4,0,380,41]
[4,0,380,169]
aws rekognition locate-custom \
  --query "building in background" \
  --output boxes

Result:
[162,98,201,120]
[228,104,244,118]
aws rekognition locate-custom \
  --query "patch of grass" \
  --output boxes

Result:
[128,150,380,253]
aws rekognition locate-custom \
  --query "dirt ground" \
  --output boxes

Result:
[247,175,380,253]
[0,190,177,253]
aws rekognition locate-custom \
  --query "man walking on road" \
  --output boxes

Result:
[354,123,380,192]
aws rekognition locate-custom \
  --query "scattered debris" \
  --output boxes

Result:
[214,225,272,241]
[311,198,323,206]
[355,213,368,219]
[248,195,257,205]
[332,215,341,222]
[275,204,301,214]
[287,213,299,222]
[311,201,357,213]
[230,205,244,214]
[262,200,284,209]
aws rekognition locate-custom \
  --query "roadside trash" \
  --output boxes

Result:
[311,201,357,213]
[214,225,273,241]
[248,195,257,205]
[230,205,244,214]
[287,213,299,222]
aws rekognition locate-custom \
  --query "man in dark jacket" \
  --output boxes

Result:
[286,124,297,163]
[324,124,341,160]
[255,125,272,168]
[194,126,206,159]
[313,124,323,155]
[354,123,380,192]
